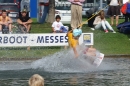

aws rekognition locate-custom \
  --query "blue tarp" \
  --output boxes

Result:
[30,0,37,18]
[117,22,130,34]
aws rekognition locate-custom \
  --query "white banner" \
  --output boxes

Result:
[0,33,93,47]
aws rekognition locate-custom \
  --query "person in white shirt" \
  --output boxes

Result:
[107,0,121,26]
[52,15,68,33]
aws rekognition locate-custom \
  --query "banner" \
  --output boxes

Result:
[0,33,93,47]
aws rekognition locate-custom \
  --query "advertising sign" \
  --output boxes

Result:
[0,33,93,47]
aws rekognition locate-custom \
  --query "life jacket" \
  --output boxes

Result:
[67,32,73,43]
[0,16,9,22]
[121,3,128,14]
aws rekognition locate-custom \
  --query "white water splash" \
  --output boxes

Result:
[31,45,118,73]
[0,45,129,72]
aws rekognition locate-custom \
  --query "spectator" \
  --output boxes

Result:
[17,9,32,33]
[68,0,85,30]
[28,74,44,86]
[40,0,49,24]
[107,0,121,26]
[86,7,98,30]
[123,0,130,22]
[93,10,116,33]
[0,10,13,34]
[52,15,68,33]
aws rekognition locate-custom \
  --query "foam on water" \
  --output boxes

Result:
[31,45,118,73]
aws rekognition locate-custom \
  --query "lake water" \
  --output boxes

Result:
[0,57,130,86]
[0,49,130,86]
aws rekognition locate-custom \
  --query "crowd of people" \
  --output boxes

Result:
[0,0,128,55]
[1,0,127,85]
[0,0,124,57]
[64,0,130,58]
[0,8,32,34]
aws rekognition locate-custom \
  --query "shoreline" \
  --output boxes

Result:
[0,54,130,61]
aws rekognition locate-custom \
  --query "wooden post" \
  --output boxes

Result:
[27,46,30,51]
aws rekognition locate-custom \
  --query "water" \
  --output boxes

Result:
[0,48,130,86]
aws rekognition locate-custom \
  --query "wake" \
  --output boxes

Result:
[31,46,116,73]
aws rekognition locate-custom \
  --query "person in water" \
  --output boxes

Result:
[67,31,100,61]
[67,27,101,60]
[28,74,44,86]
[66,27,82,58]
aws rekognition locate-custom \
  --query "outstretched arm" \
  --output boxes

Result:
[73,47,79,58]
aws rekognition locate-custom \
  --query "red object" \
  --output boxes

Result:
[121,3,128,14]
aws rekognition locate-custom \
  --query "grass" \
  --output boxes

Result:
[0,18,130,58]
[0,47,61,58]
[82,18,130,55]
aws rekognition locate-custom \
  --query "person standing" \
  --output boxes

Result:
[107,0,121,26]
[40,0,49,24]
[68,0,85,30]
[123,0,130,22]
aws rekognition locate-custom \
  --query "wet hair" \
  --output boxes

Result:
[55,15,61,20]
[99,10,105,20]
[2,10,6,13]
[28,74,44,86]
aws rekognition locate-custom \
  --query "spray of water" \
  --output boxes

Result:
[31,45,117,73]
[0,45,128,72]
